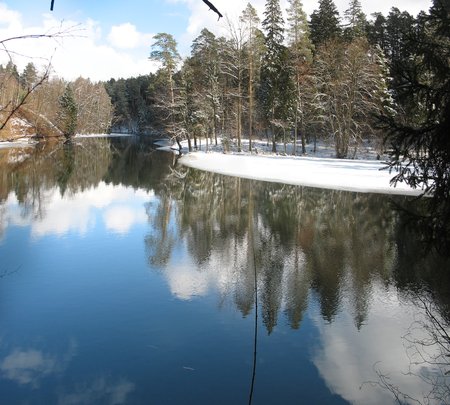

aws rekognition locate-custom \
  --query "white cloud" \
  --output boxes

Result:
[0,4,157,80]
[107,22,153,49]
[0,2,21,29]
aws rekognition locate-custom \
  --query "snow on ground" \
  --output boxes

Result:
[0,139,36,149]
[177,139,424,196]
[0,134,424,196]
[74,133,136,138]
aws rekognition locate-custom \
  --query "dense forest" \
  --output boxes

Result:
[102,0,447,159]
[1,0,446,157]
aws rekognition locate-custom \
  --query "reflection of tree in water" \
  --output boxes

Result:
[0,139,112,216]
[369,289,450,405]
[146,166,416,333]
[0,138,173,226]
[103,137,172,190]
[393,213,450,327]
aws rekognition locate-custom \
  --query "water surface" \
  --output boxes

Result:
[0,137,448,404]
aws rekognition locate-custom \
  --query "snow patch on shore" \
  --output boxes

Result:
[179,151,422,196]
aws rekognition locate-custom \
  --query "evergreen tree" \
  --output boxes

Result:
[343,0,367,40]
[366,13,388,50]
[150,33,180,106]
[309,0,341,48]
[5,61,19,81]
[57,84,78,139]
[260,0,288,152]
[105,78,131,131]
[383,0,450,254]
[20,62,38,90]
[191,28,221,147]
[150,33,183,148]
[286,0,314,154]
[240,3,264,152]
[384,8,418,120]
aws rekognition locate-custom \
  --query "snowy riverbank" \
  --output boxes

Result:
[177,140,423,196]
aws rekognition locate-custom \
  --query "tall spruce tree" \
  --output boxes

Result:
[57,84,78,139]
[309,0,341,48]
[260,0,287,152]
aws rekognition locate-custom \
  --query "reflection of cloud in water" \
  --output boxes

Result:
[162,238,250,301]
[103,206,147,235]
[58,376,135,405]
[0,340,77,388]
[311,284,441,404]
[166,262,210,300]
[1,183,153,239]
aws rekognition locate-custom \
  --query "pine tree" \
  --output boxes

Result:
[150,33,180,107]
[57,84,78,139]
[309,0,341,48]
[240,3,264,152]
[150,33,183,149]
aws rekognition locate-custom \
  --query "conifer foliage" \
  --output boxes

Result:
[382,0,450,253]
[57,85,78,139]
[309,0,341,47]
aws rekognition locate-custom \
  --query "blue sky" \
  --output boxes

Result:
[0,0,432,81]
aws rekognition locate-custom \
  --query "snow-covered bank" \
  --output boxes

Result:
[0,139,36,149]
[74,133,136,138]
[179,151,423,196]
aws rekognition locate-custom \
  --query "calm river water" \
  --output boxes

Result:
[0,136,448,404]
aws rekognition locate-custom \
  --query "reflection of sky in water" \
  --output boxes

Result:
[0,340,77,388]
[57,377,135,405]
[153,227,444,403]
[0,174,446,404]
[1,182,153,239]
[311,284,439,404]
[0,340,135,404]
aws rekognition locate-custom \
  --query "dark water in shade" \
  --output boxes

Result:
[0,137,448,405]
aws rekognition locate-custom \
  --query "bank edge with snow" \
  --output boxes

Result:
[179,151,423,197]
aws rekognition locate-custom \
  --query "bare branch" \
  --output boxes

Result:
[0,65,51,131]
